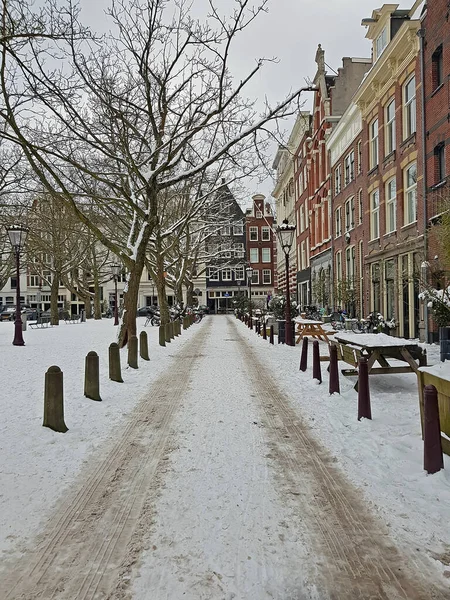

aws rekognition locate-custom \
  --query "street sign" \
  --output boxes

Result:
[224,292,230,297]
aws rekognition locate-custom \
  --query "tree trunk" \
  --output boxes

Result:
[50,274,60,326]
[156,273,170,324]
[185,280,194,307]
[85,296,93,319]
[93,271,102,320]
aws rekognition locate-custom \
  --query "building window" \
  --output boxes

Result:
[346,246,355,286]
[235,266,244,280]
[222,268,232,281]
[220,225,230,236]
[404,163,417,225]
[256,210,263,219]
[344,150,355,185]
[261,226,270,241]
[358,189,363,225]
[300,241,307,270]
[385,177,397,233]
[370,189,380,240]
[249,226,258,241]
[335,251,342,281]
[385,260,395,320]
[262,269,271,284]
[403,76,416,139]
[251,270,259,284]
[234,243,245,258]
[299,205,305,233]
[432,45,443,91]
[369,118,379,169]
[29,274,40,287]
[357,140,362,174]
[375,26,387,60]
[335,206,342,237]
[345,196,355,231]
[208,268,219,281]
[334,164,342,195]
[261,248,271,263]
[233,223,243,235]
[371,262,381,313]
[10,277,17,289]
[385,99,396,155]
[434,143,446,184]
[250,247,258,263]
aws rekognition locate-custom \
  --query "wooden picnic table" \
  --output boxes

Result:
[331,333,427,385]
[294,317,336,344]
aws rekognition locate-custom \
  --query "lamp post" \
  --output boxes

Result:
[277,219,296,346]
[246,266,253,321]
[111,264,121,326]
[6,225,29,346]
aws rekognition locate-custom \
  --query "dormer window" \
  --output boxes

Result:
[375,26,387,60]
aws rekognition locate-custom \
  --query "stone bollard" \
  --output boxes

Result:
[139,331,150,361]
[299,337,308,372]
[329,344,340,395]
[169,321,174,340]
[357,357,372,421]
[176,320,181,336]
[183,316,188,330]
[312,340,322,383]
[109,342,123,382]
[270,325,274,345]
[159,324,166,346]
[128,335,138,369]
[262,323,267,340]
[43,366,68,433]
[165,323,171,343]
[423,384,444,474]
[84,351,101,401]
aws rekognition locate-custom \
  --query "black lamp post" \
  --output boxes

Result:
[277,219,296,346]
[6,224,29,346]
[111,263,121,326]
[246,266,253,321]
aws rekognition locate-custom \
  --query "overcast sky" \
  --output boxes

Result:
[79,0,381,205]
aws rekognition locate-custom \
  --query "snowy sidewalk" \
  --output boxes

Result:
[1,315,449,599]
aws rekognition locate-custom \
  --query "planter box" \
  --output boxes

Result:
[417,367,450,456]
[277,320,295,345]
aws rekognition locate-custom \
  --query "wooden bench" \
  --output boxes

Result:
[64,314,81,324]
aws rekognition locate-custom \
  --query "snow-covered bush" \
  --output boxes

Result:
[419,286,450,327]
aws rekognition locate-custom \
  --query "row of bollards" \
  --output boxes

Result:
[298,335,444,475]
[43,318,194,434]
[240,314,275,346]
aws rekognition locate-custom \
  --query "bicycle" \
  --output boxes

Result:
[351,312,381,334]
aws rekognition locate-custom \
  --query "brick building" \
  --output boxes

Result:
[327,102,365,317]
[245,194,276,309]
[353,3,423,339]
[419,0,450,341]
[308,45,371,310]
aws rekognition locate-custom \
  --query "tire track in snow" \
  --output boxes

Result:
[0,321,210,600]
[232,317,447,599]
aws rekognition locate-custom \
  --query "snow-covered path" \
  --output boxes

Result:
[1,316,448,599]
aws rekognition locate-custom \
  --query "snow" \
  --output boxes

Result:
[1,316,450,594]
[333,331,422,347]
[420,361,450,381]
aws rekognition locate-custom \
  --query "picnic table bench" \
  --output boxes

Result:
[331,332,427,389]
[294,317,336,344]
[29,316,53,329]
[64,313,82,324]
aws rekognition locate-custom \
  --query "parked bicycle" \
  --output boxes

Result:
[351,312,382,334]
[330,310,347,331]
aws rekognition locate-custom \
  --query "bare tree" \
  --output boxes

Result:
[0,0,314,346]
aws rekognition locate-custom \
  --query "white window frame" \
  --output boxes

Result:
[358,189,363,225]
[345,196,355,231]
[262,269,271,284]
[256,210,263,219]
[222,268,232,281]
[404,163,417,225]
[375,26,387,60]
[403,76,416,139]
[220,225,231,236]
[334,164,342,195]
[335,206,342,237]
[369,118,379,169]
[344,150,355,185]
[261,226,270,241]
[208,268,219,281]
[370,189,380,240]
[261,248,271,263]
[249,226,258,241]
[335,251,342,281]
[357,140,362,174]
[251,270,259,285]
[233,223,243,235]
[385,177,397,233]
[234,243,245,258]
[249,247,258,263]
[385,98,396,155]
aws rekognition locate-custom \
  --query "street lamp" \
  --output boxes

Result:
[277,219,296,346]
[111,263,121,326]
[6,224,29,346]
[246,266,253,322]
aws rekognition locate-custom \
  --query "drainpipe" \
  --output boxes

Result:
[418,27,429,343]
